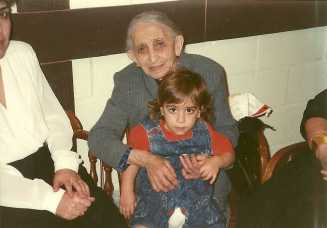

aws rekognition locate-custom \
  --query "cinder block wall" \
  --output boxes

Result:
[185,27,327,153]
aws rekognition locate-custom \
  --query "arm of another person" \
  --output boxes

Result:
[28,43,93,219]
[0,43,90,220]
[30,45,91,200]
[0,166,92,220]
[125,124,177,192]
[88,73,177,192]
[300,89,327,179]
[88,72,131,169]
[203,60,239,147]
[0,162,93,221]
[0,163,65,213]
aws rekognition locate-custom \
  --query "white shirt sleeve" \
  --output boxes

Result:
[0,164,64,214]
[32,45,81,172]
[0,41,81,213]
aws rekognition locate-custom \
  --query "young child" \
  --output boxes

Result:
[120,68,234,228]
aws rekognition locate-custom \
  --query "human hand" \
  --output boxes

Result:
[180,154,208,180]
[144,154,178,192]
[53,169,90,198]
[120,189,136,219]
[315,143,327,180]
[199,156,221,184]
[56,191,95,220]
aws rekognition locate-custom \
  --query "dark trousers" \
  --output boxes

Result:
[236,148,327,228]
[0,145,128,228]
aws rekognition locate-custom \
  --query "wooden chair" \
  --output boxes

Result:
[261,141,308,183]
[65,111,115,196]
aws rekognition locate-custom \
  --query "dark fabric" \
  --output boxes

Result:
[117,147,132,172]
[7,144,55,184]
[300,89,327,138]
[0,145,128,228]
[236,89,327,228]
[227,117,272,197]
[236,147,327,228]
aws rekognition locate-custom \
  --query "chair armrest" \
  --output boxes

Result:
[261,141,307,183]
[101,162,115,197]
[65,111,88,140]
[65,111,115,197]
[258,129,271,183]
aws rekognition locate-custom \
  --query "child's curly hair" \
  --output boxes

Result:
[148,68,213,123]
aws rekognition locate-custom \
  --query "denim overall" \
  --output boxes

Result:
[130,117,226,228]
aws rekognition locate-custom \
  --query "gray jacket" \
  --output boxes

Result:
[89,53,238,168]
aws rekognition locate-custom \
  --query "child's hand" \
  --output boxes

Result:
[199,156,222,184]
[180,154,209,179]
[120,189,136,219]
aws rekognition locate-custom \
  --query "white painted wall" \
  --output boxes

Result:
[184,27,327,153]
[70,2,327,189]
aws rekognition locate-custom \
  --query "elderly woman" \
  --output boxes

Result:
[88,10,238,225]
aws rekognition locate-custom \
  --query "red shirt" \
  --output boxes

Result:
[127,120,233,156]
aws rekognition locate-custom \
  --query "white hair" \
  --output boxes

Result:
[126,10,182,51]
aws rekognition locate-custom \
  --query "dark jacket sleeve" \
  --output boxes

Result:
[208,64,239,147]
[300,89,327,139]
[88,71,131,169]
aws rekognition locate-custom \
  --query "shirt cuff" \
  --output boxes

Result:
[43,188,65,214]
[116,148,132,172]
[51,150,81,172]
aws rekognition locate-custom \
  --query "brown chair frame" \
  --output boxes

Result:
[66,111,115,197]
[261,141,307,183]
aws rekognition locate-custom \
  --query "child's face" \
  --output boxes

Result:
[160,98,201,135]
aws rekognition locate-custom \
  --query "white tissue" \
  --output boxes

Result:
[168,207,186,228]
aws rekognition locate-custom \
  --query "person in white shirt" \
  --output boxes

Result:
[0,1,127,227]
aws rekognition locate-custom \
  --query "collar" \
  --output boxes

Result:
[159,119,193,141]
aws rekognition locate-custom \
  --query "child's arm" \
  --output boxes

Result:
[120,164,139,219]
[199,153,234,184]
[199,123,235,184]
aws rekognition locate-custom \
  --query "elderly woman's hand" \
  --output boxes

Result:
[144,153,178,192]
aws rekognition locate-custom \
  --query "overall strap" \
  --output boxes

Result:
[142,117,212,157]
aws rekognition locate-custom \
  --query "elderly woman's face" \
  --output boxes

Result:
[128,21,183,80]
[0,1,10,59]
